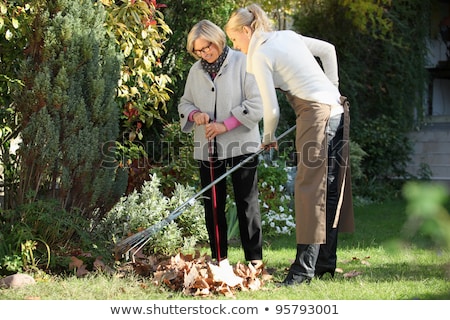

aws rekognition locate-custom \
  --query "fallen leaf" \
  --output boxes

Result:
[361,260,371,266]
[133,262,153,276]
[183,266,199,291]
[343,270,363,278]
[208,262,243,287]
[76,264,89,277]
[69,256,84,270]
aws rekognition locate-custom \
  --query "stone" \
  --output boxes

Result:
[0,273,36,289]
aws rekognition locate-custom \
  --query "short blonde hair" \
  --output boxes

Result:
[186,20,226,59]
[225,3,273,33]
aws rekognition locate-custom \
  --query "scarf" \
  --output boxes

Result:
[200,46,229,79]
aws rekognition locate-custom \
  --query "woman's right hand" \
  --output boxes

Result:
[193,112,210,126]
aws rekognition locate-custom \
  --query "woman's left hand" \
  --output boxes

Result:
[205,122,227,140]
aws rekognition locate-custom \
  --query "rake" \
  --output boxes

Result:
[208,137,221,262]
[114,125,297,261]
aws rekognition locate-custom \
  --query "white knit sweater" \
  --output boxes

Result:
[247,30,343,144]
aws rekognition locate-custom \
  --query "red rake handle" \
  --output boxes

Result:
[208,138,221,262]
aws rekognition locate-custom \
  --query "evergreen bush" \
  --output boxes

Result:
[12,0,128,220]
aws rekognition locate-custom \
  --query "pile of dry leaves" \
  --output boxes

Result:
[68,248,272,297]
[126,251,272,297]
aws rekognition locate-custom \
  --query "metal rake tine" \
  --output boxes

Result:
[117,218,170,257]
[131,236,153,263]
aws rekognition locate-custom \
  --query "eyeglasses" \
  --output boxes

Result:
[193,42,212,56]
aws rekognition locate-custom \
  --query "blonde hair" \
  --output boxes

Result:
[225,3,273,33]
[186,20,227,59]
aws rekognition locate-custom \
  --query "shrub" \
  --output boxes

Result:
[0,199,90,275]
[11,0,127,220]
[95,173,208,257]
[258,160,296,238]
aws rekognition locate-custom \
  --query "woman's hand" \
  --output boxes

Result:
[262,141,278,151]
[193,112,210,125]
[205,122,227,140]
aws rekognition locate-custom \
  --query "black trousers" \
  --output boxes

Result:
[315,113,344,273]
[199,154,262,261]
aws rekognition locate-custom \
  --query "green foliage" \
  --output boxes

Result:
[20,239,50,271]
[348,140,367,183]
[102,0,173,164]
[340,0,393,39]
[0,254,23,275]
[149,122,199,196]
[11,0,128,219]
[0,199,91,275]
[0,1,34,106]
[356,115,412,179]
[258,160,295,238]
[225,198,240,240]
[0,1,36,209]
[402,182,450,249]
[96,173,208,256]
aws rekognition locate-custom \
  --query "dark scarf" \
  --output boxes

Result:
[200,46,229,79]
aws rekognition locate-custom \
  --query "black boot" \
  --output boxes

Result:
[315,228,337,279]
[314,268,335,279]
[282,244,319,285]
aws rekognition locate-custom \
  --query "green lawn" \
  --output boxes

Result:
[1,199,449,300]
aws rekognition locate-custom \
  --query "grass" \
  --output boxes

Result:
[1,198,449,300]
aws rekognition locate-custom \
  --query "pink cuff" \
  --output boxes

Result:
[188,110,200,121]
[223,116,241,131]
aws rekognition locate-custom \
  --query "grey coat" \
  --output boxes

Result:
[178,49,263,161]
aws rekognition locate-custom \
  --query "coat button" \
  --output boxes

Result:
[243,109,248,114]
[180,114,185,118]
[211,87,214,92]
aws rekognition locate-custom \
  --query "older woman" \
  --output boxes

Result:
[178,20,264,270]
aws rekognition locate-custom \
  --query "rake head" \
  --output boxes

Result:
[114,218,170,261]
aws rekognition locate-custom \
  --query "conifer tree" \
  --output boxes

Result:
[13,0,127,220]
